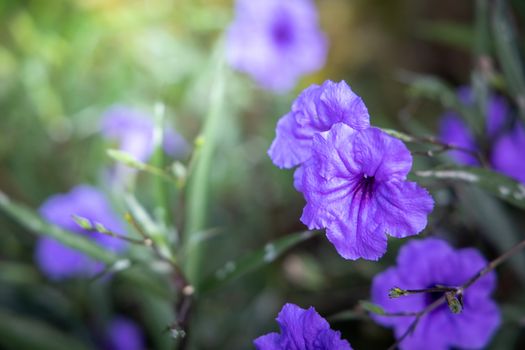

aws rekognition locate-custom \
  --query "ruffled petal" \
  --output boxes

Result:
[268,82,370,169]
[293,81,369,132]
[315,329,353,350]
[268,113,311,168]
[351,127,412,182]
[324,205,387,260]
[253,332,281,350]
[277,304,329,347]
[292,166,305,192]
[374,181,434,239]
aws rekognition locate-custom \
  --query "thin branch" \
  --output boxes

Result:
[74,213,194,350]
[125,213,194,350]
[386,295,447,350]
[461,238,525,291]
[411,134,489,168]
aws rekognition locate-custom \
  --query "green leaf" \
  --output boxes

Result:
[415,166,525,210]
[0,309,91,350]
[359,301,386,316]
[198,231,319,294]
[492,0,525,121]
[184,39,227,283]
[0,191,118,264]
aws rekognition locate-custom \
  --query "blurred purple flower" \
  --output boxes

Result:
[101,105,189,162]
[439,114,478,166]
[437,88,525,182]
[300,125,433,260]
[254,303,352,350]
[106,317,144,350]
[268,80,370,169]
[35,185,126,280]
[492,123,525,184]
[372,238,500,350]
[439,90,509,166]
[226,0,327,92]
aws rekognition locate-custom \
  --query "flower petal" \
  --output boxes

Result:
[253,332,281,350]
[35,238,102,279]
[351,127,412,182]
[268,113,311,168]
[374,181,434,239]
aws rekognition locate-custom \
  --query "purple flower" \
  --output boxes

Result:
[372,238,500,350]
[35,185,126,279]
[439,91,509,166]
[226,0,327,92]
[101,105,189,162]
[438,88,525,184]
[254,303,352,350]
[106,317,144,350]
[491,123,525,184]
[439,113,478,166]
[268,80,370,169]
[300,124,434,260]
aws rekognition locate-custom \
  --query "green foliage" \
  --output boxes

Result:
[198,231,320,294]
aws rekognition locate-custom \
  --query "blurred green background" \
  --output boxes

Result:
[1,0,525,349]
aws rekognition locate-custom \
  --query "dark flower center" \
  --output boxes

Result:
[272,17,294,46]
[425,290,443,305]
[354,174,376,199]
[424,284,452,313]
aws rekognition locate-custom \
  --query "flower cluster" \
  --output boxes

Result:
[439,87,525,183]
[226,0,327,92]
[372,238,500,350]
[36,185,126,279]
[269,80,434,260]
[254,303,352,350]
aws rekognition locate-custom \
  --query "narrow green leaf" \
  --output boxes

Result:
[184,39,226,284]
[492,0,525,121]
[0,309,91,350]
[0,191,118,264]
[415,166,525,210]
[359,301,386,316]
[198,231,319,294]
[474,0,490,57]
